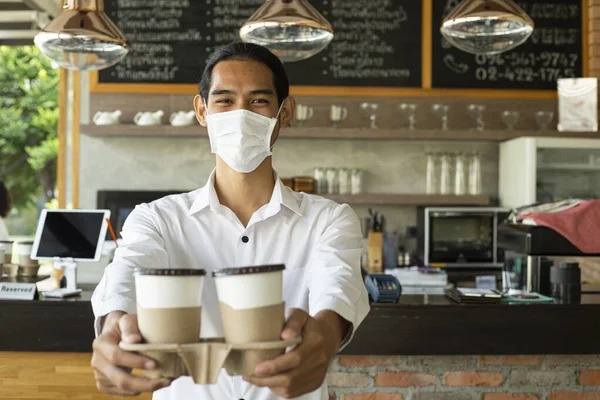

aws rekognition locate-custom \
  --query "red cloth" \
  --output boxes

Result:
[524,199,600,254]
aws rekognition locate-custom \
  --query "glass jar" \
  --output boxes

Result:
[454,153,466,195]
[313,167,326,194]
[468,152,482,195]
[426,152,437,195]
[440,153,452,195]
[338,168,350,194]
[325,167,339,194]
[350,169,364,195]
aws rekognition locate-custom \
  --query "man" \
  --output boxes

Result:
[91,42,370,400]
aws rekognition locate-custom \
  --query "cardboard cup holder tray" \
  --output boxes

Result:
[119,336,302,385]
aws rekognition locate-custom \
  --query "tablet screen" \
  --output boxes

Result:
[35,211,106,259]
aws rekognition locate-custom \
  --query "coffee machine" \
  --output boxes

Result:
[498,223,600,301]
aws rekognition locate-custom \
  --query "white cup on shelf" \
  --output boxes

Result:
[330,105,347,128]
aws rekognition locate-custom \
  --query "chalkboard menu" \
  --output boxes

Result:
[98,0,422,88]
[431,0,583,90]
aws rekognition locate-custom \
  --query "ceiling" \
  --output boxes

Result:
[0,0,61,46]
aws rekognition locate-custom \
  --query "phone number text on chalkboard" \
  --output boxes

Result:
[473,52,579,83]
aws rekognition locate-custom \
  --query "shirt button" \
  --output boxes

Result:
[241,236,249,243]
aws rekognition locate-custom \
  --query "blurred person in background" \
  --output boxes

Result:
[0,181,11,240]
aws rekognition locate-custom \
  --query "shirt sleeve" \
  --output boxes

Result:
[91,203,169,336]
[305,203,370,350]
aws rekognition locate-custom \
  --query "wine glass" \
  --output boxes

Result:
[467,104,486,131]
[535,111,554,130]
[360,102,379,129]
[501,111,520,131]
[399,103,418,130]
[432,104,450,130]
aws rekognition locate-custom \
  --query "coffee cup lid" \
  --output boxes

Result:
[134,268,206,276]
[212,264,285,278]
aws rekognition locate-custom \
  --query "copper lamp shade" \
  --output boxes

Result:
[240,0,333,62]
[34,0,129,71]
[441,0,534,55]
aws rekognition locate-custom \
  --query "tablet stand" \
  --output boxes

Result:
[53,257,78,291]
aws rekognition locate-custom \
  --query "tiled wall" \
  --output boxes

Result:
[79,133,498,236]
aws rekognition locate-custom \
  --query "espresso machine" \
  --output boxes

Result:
[497,223,600,302]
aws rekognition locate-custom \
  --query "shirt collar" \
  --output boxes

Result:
[273,173,303,216]
[188,169,302,217]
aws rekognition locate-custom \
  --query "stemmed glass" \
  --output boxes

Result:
[467,104,486,131]
[535,111,554,130]
[432,104,450,130]
[399,103,418,130]
[502,111,520,131]
[360,102,379,129]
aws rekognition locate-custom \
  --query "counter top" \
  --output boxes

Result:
[1,288,599,355]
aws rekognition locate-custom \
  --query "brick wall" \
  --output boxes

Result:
[327,355,600,400]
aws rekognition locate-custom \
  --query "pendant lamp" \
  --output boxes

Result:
[34,0,129,71]
[240,0,333,62]
[441,0,534,55]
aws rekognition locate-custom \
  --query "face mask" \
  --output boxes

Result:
[204,100,284,173]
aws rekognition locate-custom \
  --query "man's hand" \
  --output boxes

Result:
[244,309,349,398]
[91,311,171,396]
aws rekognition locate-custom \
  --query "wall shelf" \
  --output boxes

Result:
[320,194,490,206]
[80,124,600,142]
[537,163,600,171]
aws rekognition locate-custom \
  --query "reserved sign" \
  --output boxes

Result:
[0,282,37,300]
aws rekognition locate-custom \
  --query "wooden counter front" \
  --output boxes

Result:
[2,289,600,398]
[0,352,151,400]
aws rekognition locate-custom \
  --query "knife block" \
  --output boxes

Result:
[368,232,383,274]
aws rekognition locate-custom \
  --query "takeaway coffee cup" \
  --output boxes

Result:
[213,264,285,344]
[134,268,206,344]
[0,240,13,264]
[17,241,37,266]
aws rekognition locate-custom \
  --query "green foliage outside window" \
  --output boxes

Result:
[0,46,59,235]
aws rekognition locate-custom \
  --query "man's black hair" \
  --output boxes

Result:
[0,181,11,218]
[199,42,289,105]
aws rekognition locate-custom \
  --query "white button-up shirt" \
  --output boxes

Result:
[91,171,370,400]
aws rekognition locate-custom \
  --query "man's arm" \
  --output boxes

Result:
[305,203,370,347]
[91,203,172,395]
[245,203,370,398]
[91,202,169,335]
[314,310,350,353]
